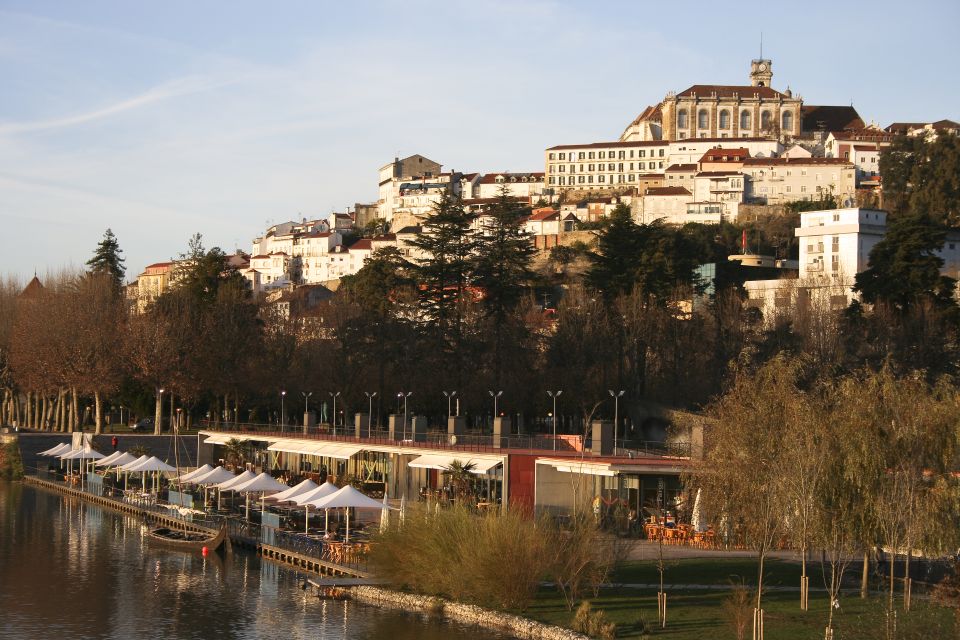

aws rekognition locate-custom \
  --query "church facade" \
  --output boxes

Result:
[622,59,803,142]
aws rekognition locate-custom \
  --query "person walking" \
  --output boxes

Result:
[111,436,118,452]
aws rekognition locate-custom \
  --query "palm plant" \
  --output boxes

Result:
[222,438,250,471]
[442,459,477,504]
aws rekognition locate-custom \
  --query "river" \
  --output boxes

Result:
[0,482,504,639]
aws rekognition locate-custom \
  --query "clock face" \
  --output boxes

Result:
[758,63,767,71]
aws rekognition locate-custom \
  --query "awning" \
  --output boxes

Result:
[536,458,616,477]
[204,435,232,445]
[266,440,362,460]
[408,454,503,475]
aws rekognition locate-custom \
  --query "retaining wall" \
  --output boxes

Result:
[350,586,589,640]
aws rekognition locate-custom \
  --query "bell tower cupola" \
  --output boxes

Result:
[750,58,773,87]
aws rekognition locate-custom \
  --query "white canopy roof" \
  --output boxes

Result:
[268,478,318,502]
[179,464,214,482]
[407,454,503,475]
[309,484,392,510]
[190,466,237,485]
[233,472,288,494]
[60,448,105,461]
[39,442,72,456]
[203,434,232,445]
[96,452,138,468]
[125,456,176,473]
[266,440,362,460]
[120,455,150,471]
[216,469,256,490]
[292,481,339,506]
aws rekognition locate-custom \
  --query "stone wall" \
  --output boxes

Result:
[350,586,589,640]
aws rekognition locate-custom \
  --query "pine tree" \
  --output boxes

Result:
[407,190,477,384]
[86,229,126,292]
[472,184,535,386]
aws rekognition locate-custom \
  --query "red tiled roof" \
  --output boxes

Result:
[529,208,559,221]
[372,233,396,241]
[302,231,333,238]
[697,171,743,177]
[251,254,270,260]
[645,187,692,196]
[547,140,667,151]
[830,130,894,142]
[853,145,879,152]
[665,164,697,173]
[801,105,864,132]
[677,84,790,100]
[19,276,45,299]
[144,261,173,269]
[349,239,373,251]
[700,147,750,162]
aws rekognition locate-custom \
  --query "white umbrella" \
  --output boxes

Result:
[59,448,105,490]
[293,481,339,534]
[189,466,238,511]
[39,442,71,456]
[310,485,392,543]
[94,450,123,466]
[691,488,703,532]
[120,455,150,471]
[179,464,214,483]
[127,456,176,495]
[216,469,256,491]
[380,493,390,533]
[234,472,288,521]
[268,478,318,503]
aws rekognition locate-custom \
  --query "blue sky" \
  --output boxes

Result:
[1,0,957,281]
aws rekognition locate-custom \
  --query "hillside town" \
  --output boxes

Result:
[121,58,959,319]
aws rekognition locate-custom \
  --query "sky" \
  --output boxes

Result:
[0,0,958,282]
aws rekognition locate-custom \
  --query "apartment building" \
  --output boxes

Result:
[544,141,668,193]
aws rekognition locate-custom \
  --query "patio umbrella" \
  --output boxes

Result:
[39,442,71,456]
[379,493,390,533]
[309,485,393,543]
[96,451,138,483]
[234,472,288,521]
[268,478,318,503]
[59,448,105,490]
[126,456,176,495]
[293,481,339,534]
[216,470,256,515]
[190,466,238,510]
[691,488,703,532]
[179,464,214,483]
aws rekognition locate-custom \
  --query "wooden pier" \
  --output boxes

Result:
[23,475,369,579]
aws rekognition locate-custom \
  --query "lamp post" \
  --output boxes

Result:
[280,390,287,431]
[158,388,165,434]
[398,392,412,439]
[119,404,124,428]
[176,407,182,431]
[488,390,503,425]
[608,390,625,452]
[328,391,341,435]
[547,390,562,450]
[442,391,457,419]
[301,391,313,415]
[365,391,377,430]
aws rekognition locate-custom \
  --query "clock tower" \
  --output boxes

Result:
[750,59,773,87]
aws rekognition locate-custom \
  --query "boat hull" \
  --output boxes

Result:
[146,523,227,552]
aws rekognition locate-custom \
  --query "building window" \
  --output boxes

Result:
[598,175,605,183]
[740,110,751,130]
[548,153,555,160]
[559,153,566,160]
[599,151,605,159]
[761,111,772,130]
[659,149,664,157]
[719,110,730,129]
[698,109,709,129]
[677,109,688,129]
[786,186,792,193]
[578,152,585,160]
[639,150,646,158]
[801,185,807,193]
[588,152,595,159]
[782,111,793,131]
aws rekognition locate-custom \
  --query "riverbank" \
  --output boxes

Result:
[351,586,589,640]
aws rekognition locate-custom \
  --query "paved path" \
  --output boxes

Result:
[625,540,805,563]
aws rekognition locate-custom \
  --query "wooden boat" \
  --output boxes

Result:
[146,522,228,552]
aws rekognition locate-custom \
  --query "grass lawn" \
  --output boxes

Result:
[513,559,957,639]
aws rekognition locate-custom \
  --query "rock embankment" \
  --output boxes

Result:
[350,586,589,640]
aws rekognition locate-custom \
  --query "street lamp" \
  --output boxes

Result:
[176,407,183,432]
[443,390,457,419]
[280,390,287,431]
[301,391,313,415]
[398,392,412,439]
[158,388,165,433]
[328,391,341,435]
[365,391,377,430]
[547,390,562,450]
[608,390,625,453]
[488,390,503,423]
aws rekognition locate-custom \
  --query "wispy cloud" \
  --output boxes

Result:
[0,74,235,136]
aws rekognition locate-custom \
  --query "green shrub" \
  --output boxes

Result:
[571,601,617,639]
[0,442,24,480]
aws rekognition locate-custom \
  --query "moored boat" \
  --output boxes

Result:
[146,522,227,552]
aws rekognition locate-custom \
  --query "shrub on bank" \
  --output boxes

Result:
[0,442,24,480]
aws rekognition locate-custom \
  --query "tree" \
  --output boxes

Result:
[880,133,960,224]
[854,212,956,310]
[86,229,126,292]
[472,185,535,386]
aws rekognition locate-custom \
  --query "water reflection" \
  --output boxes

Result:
[0,482,504,640]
